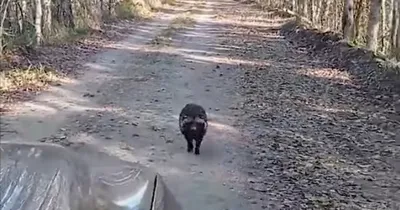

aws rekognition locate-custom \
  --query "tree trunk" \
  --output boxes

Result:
[380,0,386,51]
[321,0,331,29]
[310,0,315,24]
[342,0,355,41]
[314,0,323,26]
[35,0,42,45]
[15,1,21,33]
[43,0,52,36]
[366,0,382,52]
[354,0,365,41]
[336,0,341,31]
[4,1,11,29]
[292,0,296,11]
[396,0,400,59]
[391,0,399,52]
[0,0,11,55]
[388,0,394,52]
[302,0,308,18]
[108,0,113,17]
[21,0,27,22]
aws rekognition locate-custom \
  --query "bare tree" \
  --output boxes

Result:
[292,0,296,11]
[394,0,400,58]
[354,0,365,41]
[35,0,43,45]
[366,0,382,52]
[320,0,331,29]
[381,0,386,50]
[109,0,114,16]
[43,0,52,36]
[310,0,316,24]
[302,0,308,18]
[392,0,400,52]
[388,0,395,51]
[342,0,355,41]
[314,0,323,26]
[0,0,12,55]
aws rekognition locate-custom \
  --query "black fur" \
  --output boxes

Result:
[179,103,208,155]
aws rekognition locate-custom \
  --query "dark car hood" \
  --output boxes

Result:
[0,141,182,210]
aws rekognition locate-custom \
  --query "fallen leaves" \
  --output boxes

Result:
[216,3,400,210]
[0,65,61,104]
[0,18,145,110]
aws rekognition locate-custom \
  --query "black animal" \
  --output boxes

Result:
[179,103,208,155]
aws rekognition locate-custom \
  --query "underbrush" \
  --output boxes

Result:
[0,65,61,103]
[115,0,156,20]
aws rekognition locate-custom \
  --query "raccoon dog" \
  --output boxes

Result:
[179,103,208,155]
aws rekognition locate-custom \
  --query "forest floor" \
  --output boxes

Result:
[1,0,400,209]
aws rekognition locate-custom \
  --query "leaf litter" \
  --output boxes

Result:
[215,1,400,209]
[0,18,144,109]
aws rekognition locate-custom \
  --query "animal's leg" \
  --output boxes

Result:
[194,138,203,155]
[185,134,193,153]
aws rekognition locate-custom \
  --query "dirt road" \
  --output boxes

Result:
[1,0,399,209]
[1,0,259,209]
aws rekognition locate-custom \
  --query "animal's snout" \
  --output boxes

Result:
[190,125,197,131]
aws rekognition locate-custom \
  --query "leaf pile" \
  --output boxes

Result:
[216,2,400,209]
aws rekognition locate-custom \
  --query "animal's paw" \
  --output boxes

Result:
[194,148,200,155]
[187,147,193,153]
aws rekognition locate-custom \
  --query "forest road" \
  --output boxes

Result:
[0,0,265,209]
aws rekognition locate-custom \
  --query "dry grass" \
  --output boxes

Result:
[115,0,155,20]
[164,0,176,5]
[150,13,195,46]
[0,65,61,102]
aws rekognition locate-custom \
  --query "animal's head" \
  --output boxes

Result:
[180,114,208,132]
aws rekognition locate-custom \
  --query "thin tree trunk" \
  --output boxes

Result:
[310,0,315,24]
[0,0,11,55]
[343,0,355,41]
[16,1,25,33]
[296,0,301,21]
[354,0,365,41]
[292,0,296,11]
[366,0,382,52]
[315,0,323,26]
[21,0,27,22]
[380,0,386,52]
[108,0,113,16]
[302,0,308,19]
[4,1,11,29]
[43,0,52,36]
[63,0,75,28]
[388,0,394,52]
[35,0,43,45]
[15,1,20,33]
[321,0,331,29]
[391,0,399,53]
[396,0,400,59]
